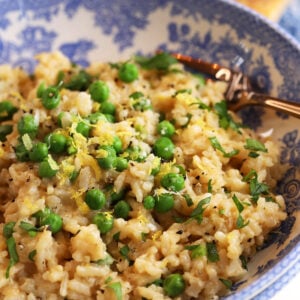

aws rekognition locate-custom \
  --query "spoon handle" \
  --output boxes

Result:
[230,91,300,118]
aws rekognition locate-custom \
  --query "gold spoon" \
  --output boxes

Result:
[171,53,300,118]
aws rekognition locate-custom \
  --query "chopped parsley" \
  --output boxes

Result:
[3,222,19,278]
[181,113,193,128]
[244,138,268,157]
[236,214,250,229]
[209,136,239,158]
[185,244,207,259]
[190,100,210,110]
[206,242,220,262]
[183,193,194,207]
[93,254,114,266]
[28,249,37,262]
[135,52,177,71]
[174,88,192,96]
[232,195,249,229]
[240,255,248,270]
[219,278,233,290]
[189,196,211,223]
[214,100,243,133]
[207,179,213,193]
[242,170,269,203]
[19,221,40,237]
[232,194,244,213]
[107,282,122,300]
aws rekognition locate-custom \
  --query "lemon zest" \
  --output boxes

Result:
[151,230,162,241]
[78,152,101,181]
[56,157,75,185]
[72,188,90,214]
[137,214,148,225]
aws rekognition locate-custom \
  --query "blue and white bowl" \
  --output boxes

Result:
[0,0,299,299]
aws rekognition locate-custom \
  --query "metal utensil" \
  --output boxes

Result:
[171,53,300,118]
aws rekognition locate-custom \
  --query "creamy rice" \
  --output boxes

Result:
[0,52,286,299]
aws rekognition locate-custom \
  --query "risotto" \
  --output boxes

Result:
[0,52,286,300]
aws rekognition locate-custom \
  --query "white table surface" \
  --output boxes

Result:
[272,271,300,299]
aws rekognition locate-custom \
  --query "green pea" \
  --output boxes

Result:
[0,100,17,121]
[106,186,126,205]
[0,124,13,142]
[143,195,155,210]
[163,273,185,297]
[14,142,30,161]
[76,121,91,137]
[123,146,146,162]
[66,137,77,155]
[118,63,139,83]
[173,164,186,178]
[97,145,117,170]
[112,136,122,154]
[29,142,48,162]
[89,80,110,103]
[157,120,175,137]
[17,115,38,138]
[104,114,115,123]
[100,101,116,115]
[129,91,144,99]
[41,86,60,109]
[161,173,185,192]
[45,133,67,154]
[115,157,128,172]
[87,112,107,124]
[132,97,152,111]
[153,137,175,160]
[64,70,92,91]
[40,212,63,234]
[114,200,131,219]
[38,159,58,178]
[154,193,174,213]
[85,188,106,210]
[93,212,114,234]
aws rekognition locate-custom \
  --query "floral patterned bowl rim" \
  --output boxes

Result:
[0,0,299,299]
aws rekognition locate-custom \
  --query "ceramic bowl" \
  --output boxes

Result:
[0,0,299,299]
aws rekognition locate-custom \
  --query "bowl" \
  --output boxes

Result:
[0,0,299,299]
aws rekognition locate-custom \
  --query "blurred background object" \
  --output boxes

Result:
[236,0,291,20]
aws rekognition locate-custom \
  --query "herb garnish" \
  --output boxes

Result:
[206,242,220,262]
[242,170,269,203]
[189,196,211,223]
[219,278,233,290]
[190,100,210,110]
[107,282,122,300]
[3,222,19,278]
[28,249,37,262]
[93,254,114,266]
[181,113,193,128]
[135,52,177,71]
[209,136,239,158]
[214,100,243,133]
[244,138,268,157]
[232,194,249,229]
[19,221,41,237]
[185,244,207,259]
[240,255,248,270]
[208,179,213,193]
[183,193,194,207]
